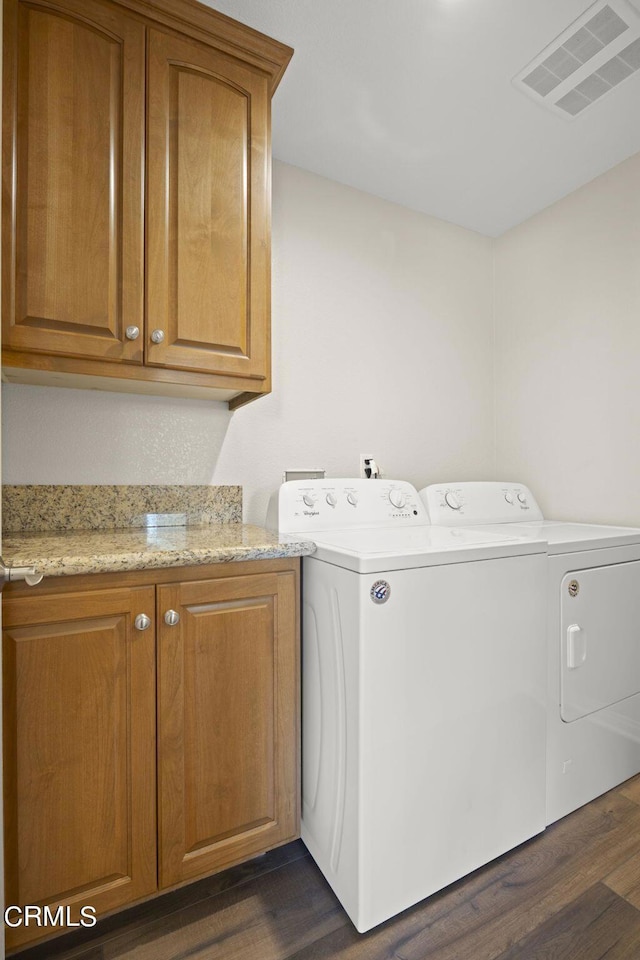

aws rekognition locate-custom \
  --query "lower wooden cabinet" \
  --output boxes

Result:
[157,572,298,887]
[2,559,300,951]
[3,584,158,951]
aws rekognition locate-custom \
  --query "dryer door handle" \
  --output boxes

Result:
[567,624,587,670]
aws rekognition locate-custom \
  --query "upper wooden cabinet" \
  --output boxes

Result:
[1,0,292,408]
[146,28,269,381]
[2,0,145,364]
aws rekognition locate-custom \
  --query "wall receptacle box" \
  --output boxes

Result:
[283,469,326,483]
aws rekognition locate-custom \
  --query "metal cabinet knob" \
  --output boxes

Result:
[134,613,151,631]
[164,609,180,626]
[125,325,140,340]
[150,329,165,344]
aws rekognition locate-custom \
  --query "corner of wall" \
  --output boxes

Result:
[491,236,498,478]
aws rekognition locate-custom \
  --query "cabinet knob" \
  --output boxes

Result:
[164,609,180,626]
[134,613,151,631]
[125,325,140,341]
[150,329,165,344]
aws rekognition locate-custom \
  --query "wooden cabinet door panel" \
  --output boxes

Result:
[146,29,270,380]
[2,0,145,362]
[157,571,298,887]
[2,586,156,951]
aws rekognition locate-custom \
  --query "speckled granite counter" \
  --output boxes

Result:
[2,524,316,578]
[2,484,315,578]
[2,484,242,532]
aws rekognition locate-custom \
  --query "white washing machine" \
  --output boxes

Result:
[420,481,640,826]
[269,479,547,932]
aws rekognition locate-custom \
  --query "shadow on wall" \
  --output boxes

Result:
[1,383,233,485]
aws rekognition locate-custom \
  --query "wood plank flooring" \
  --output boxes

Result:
[14,774,640,960]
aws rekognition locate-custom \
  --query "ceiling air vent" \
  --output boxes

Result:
[513,0,640,118]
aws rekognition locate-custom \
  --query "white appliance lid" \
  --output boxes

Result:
[304,525,547,573]
[466,520,640,553]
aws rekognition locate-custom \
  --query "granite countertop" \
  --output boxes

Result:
[2,524,316,578]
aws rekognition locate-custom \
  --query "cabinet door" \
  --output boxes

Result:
[2,0,145,362]
[157,570,299,887]
[3,586,157,950]
[146,29,270,382]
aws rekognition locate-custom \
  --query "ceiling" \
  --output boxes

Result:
[201,0,640,236]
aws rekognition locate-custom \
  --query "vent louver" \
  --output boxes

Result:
[513,0,640,118]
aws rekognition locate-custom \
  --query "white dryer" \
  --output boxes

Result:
[421,481,640,825]
[270,479,547,932]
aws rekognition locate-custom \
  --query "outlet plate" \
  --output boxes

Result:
[283,468,325,483]
[360,455,379,479]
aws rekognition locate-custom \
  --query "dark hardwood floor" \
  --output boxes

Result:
[14,775,640,960]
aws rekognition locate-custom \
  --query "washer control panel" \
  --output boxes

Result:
[420,481,543,526]
[268,479,429,533]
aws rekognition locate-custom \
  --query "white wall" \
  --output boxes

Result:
[2,162,496,524]
[494,151,640,526]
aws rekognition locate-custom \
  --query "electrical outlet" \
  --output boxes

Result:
[360,455,379,479]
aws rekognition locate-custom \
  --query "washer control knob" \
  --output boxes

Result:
[325,492,338,507]
[517,492,527,504]
[504,493,514,504]
[347,492,358,506]
[389,489,407,509]
[445,491,462,510]
[302,493,317,507]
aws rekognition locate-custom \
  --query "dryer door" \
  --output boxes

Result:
[561,561,640,722]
